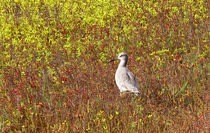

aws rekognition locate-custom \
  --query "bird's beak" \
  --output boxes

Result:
[108,57,118,63]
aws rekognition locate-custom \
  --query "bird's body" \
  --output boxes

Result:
[109,52,140,96]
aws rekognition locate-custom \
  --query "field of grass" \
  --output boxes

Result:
[0,0,209,132]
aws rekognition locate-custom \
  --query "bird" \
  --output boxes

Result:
[108,52,140,96]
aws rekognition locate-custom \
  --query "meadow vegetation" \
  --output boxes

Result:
[0,0,209,132]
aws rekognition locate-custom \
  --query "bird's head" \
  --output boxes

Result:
[108,52,128,63]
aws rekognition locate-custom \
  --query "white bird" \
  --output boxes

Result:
[108,52,140,96]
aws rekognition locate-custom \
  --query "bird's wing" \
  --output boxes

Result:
[120,69,139,92]
[126,70,139,88]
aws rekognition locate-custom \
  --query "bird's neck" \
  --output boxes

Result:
[118,60,127,67]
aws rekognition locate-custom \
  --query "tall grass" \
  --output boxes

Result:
[0,0,208,132]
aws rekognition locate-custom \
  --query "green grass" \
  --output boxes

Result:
[0,0,209,132]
